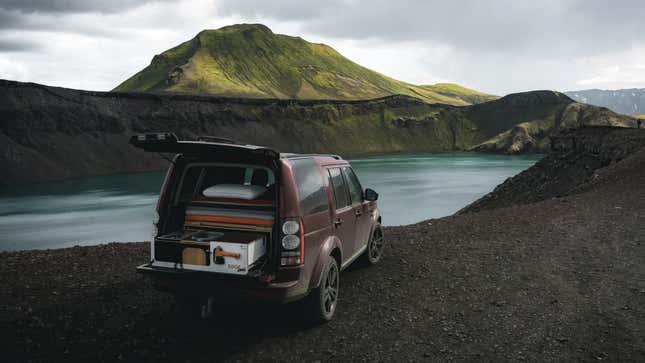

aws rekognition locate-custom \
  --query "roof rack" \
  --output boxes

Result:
[281,153,343,160]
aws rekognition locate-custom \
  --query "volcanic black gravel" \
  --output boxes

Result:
[2,149,645,362]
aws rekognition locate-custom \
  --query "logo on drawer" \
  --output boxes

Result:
[227,263,246,272]
[212,245,241,264]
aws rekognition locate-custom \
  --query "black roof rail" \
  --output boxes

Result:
[197,135,240,144]
[281,153,343,160]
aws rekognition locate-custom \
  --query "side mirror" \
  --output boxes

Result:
[364,188,379,201]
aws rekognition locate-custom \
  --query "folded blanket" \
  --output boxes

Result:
[186,206,273,220]
[185,205,275,227]
[192,196,274,207]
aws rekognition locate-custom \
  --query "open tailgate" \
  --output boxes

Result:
[129,133,279,160]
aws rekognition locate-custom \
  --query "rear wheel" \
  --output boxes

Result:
[360,225,385,265]
[308,257,340,322]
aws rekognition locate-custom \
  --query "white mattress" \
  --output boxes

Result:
[202,184,267,200]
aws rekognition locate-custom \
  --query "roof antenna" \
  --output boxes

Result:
[157,152,175,164]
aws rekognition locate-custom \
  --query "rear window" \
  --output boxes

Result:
[290,158,328,215]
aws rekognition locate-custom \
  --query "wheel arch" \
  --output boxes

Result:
[309,235,342,290]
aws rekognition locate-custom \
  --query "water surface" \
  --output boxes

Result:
[0,153,539,251]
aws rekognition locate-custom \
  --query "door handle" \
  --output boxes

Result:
[334,218,343,227]
[355,210,363,217]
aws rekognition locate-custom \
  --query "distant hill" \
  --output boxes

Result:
[114,24,495,105]
[419,83,497,105]
[565,88,645,114]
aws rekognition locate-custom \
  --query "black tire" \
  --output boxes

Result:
[360,225,385,265]
[308,257,340,323]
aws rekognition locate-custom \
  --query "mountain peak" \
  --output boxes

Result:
[211,23,273,34]
[114,24,494,105]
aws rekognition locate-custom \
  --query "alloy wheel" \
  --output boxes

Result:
[323,261,339,315]
[369,228,384,262]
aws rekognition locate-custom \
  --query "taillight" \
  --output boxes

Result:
[280,218,304,266]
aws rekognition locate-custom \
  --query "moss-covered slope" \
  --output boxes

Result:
[469,92,637,154]
[114,24,493,105]
[420,83,497,105]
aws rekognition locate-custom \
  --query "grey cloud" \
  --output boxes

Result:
[0,39,40,52]
[216,0,645,58]
[0,0,171,14]
[1,0,643,95]
[216,0,334,21]
[0,8,22,28]
[0,8,122,37]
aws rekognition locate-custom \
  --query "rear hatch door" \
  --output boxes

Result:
[130,133,279,163]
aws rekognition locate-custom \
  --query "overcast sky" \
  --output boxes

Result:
[1,0,644,95]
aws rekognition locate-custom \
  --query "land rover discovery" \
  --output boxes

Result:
[134,133,384,322]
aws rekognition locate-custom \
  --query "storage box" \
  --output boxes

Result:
[153,229,267,275]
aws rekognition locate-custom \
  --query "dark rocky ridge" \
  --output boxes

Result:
[468,95,637,154]
[0,80,635,185]
[460,126,645,213]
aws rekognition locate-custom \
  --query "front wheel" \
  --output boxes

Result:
[307,257,340,323]
[360,225,385,265]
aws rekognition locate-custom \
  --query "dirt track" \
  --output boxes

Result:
[2,144,645,362]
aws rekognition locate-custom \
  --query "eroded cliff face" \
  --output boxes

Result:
[0,80,635,185]
[0,80,467,185]
[469,100,637,154]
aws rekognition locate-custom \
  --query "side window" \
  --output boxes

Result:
[328,168,350,210]
[177,166,203,203]
[291,158,328,215]
[342,167,363,205]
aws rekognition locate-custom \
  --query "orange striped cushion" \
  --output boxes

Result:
[192,197,274,206]
[185,215,274,227]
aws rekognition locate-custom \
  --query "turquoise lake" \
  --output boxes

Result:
[0,153,540,251]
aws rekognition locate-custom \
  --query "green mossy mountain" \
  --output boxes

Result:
[114,24,494,105]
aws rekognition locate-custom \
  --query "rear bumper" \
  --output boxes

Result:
[136,263,308,303]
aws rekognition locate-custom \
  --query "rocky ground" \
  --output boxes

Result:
[2,130,645,362]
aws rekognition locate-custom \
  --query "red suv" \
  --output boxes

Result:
[134,133,384,322]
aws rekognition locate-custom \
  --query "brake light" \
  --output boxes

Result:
[280,218,304,266]
[300,220,305,262]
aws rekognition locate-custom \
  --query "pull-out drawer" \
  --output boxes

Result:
[153,230,267,275]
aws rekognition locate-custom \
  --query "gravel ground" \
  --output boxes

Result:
[2,149,645,362]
